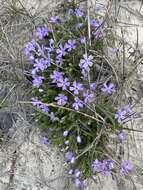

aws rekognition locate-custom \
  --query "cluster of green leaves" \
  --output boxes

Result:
[32,1,121,178]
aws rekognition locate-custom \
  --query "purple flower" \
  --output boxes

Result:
[65,151,75,164]
[50,71,63,83]
[101,159,114,175]
[33,76,44,88]
[120,160,133,175]
[33,58,50,73]
[72,97,84,110]
[79,54,93,72]
[76,136,82,144]
[74,169,81,178]
[101,83,115,94]
[75,8,84,17]
[92,159,103,173]
[65,39,76,52]
[115,105,132,123]
[83,90,94,103]
[90,83,97,91]
[57,77,70,90]
[39,103,49,113]
[115,108,127,123]
[34,58,47,70]
[24,40,36,57]
[119,131,126,142]
[55,94,68,106]
[90,19,99,27]
[80,36,86,44]
[56,43,67,57]
[63,130,69,137]
[36,26,49,39]
[40,136,49,144]
[28,54,35,63]
[70,81,83,95]
[75,178,86,189]
[92,159,114,175]
[49,16,60,23]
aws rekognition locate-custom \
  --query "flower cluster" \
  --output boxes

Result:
[92,159,114,176]
[24,1,135,189]
[92,158,133,177]
[79,54,93,75]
